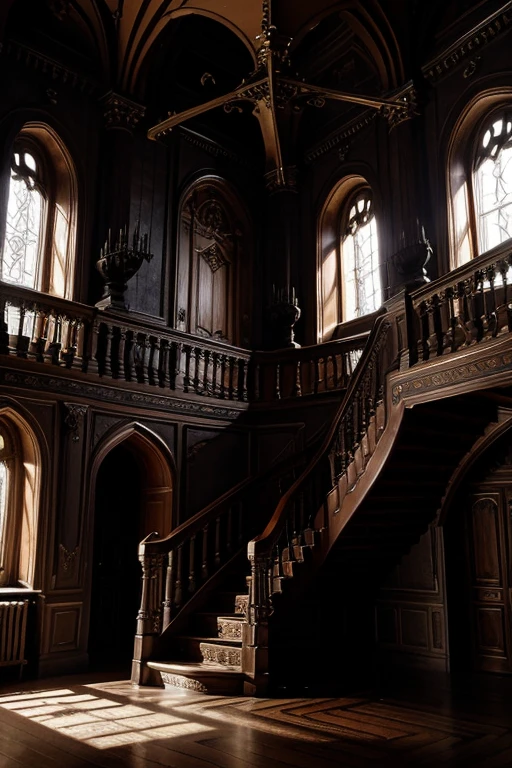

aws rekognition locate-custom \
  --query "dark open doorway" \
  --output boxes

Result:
[88,443,142,671]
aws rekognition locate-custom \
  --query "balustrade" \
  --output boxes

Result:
[251,334,367,401]
[409,245,512,365]
[0,285,251,403]
[246,314,393,628]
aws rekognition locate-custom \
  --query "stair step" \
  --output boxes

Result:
[200,641,242,668]
[217,615,244,640]
[193,611,245,635]
[147,661,244,695]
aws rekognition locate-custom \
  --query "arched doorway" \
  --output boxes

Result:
[88,428,174,670]
[445,429,512,678]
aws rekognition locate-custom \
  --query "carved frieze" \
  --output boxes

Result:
[392,351,512,404]
[0,369,244,420]
[422,5,512,84]
[200,643,241,667]
[235,594,249,616]
[160,672,207,693]
[217,617,243,640]
[305,111,377,164]
[1,41,97,96]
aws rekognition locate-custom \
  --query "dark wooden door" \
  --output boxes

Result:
[466,491,512,673]
[89,445,142,668]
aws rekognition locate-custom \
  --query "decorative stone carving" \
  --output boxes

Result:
[196,242,228,273]
[199,643,241,667]
[217,617,243,640]
[160,673,207,693]
[264,166,298,194]
[422,6,512,84]
[392,352,512,404]
[63,403,88,442]
[102,91,145,132]
[235,594,249,616]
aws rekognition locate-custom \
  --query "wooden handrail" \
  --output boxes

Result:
[245,310,395,627]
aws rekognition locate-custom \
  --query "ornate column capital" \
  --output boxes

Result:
[101,91,146,132]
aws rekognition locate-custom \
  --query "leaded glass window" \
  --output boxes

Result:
[341,191,381,320]
[1,151,44,289]
[473,115,512,253]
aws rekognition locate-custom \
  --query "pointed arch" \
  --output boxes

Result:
[0,404,44,588]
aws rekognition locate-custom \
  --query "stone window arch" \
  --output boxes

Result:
[1,123,78,299]
[317,175,382,341]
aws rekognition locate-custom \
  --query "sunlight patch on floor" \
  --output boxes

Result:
[0,688,213,749]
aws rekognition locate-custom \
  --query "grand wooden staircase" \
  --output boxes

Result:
[132,245,512,695]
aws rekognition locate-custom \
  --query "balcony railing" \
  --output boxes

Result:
[409,243,512,365]
[0,284,370,405]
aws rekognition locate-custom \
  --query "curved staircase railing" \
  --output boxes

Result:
[131,432,328,683]
[245,312,397,641]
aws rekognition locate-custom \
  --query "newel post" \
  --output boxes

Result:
[242,551,270,696]
[131,533,164,685]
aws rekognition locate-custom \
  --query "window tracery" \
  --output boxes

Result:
[473,115,512,254]
[2,150,44,289]
[341,189,381,321]
[0,125,77,299]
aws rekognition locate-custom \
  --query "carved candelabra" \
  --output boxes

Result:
[96,224,153,310]
[270,286,301,349]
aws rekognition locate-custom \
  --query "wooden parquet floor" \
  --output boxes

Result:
[0,673,511,767]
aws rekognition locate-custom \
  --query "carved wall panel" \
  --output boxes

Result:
[177,180,251,347]
[42,602,82,654]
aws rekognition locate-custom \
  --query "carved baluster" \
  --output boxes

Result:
[124,330,134,381]
[192,347,201,393]
[292,360,302,397]
[211,352,219,397]
[142,335,152,384]
[136,552,164,637]
[219,355,227,399]
[150,337,161,386]
[15,302,27,358]
[214,516,221,566]
[47,310,62,365]
[323,355,329,391]
[482,264,498,338]
[169,341,180,389]
[174,544,183,609]
[85,318,100,375]
[159,339,169,388]
[116,327,126,380]
[241,358,249,401]
[203,349,211,395]
[104,323,114,377]
[226,356,235,399]
[462,276,481,343]
[183,344,192,393]
[313,357,320,394]
[162,550,174,628]
[188,534,196,594]
[497,258,512,333]
[332,353,339,389]
[67,318,82,369]
[201,524,209,579]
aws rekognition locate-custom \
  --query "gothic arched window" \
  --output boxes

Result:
[341,189,381,321]
[473,113,512,254]
[318,177,382,342]
[0,423,19,587]
[449,103,512,268]
[1,125,77,299]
